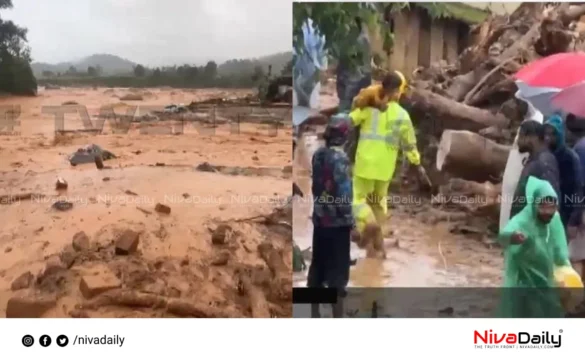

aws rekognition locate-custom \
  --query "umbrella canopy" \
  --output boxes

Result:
[514,52,585,89]
[514,81,561,118]
[551,81,585,118]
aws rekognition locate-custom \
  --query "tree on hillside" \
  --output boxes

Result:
[251,65,264,82]
[66,65,77,75]
[203,61,217,79]
[134,64,145,77]
[87,66,97,76]
[0,0,37,95]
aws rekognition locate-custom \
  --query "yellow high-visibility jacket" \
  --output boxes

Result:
[349,102,420,181]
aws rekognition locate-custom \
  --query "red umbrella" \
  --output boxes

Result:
[551,81,585,118]
[514,52,585,89]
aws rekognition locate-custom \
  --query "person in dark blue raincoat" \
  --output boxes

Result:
[543,114,583,230]
[308,117,353,318]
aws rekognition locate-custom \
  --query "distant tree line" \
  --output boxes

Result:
[0,0,37,95]
[37,59,292,89]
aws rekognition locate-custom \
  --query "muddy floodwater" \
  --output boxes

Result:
[0,86,292,317]
[293,127,504,317]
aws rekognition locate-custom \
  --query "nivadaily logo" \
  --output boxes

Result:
[474,329,562,349]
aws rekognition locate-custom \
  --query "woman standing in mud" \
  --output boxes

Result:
[498,176,571,318]
[307,118,353,318]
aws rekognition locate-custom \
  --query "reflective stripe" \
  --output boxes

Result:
[359,106,408,147]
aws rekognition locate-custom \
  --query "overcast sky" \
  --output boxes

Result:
[4,0,291,66]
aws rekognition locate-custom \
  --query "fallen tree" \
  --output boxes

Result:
[436,130,511,182]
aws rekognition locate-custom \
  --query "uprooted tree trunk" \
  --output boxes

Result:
[436,130,511,183]
[404,88,509,135]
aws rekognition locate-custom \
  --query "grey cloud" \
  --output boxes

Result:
[4,0,291,65]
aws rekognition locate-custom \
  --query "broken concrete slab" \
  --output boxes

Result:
[79,272,122,299]
[115,230,140,255]
[6,293,57,318]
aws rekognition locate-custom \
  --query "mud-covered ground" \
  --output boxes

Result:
[0,87,292,318]
[292,88,504,318]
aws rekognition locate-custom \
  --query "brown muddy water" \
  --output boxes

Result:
[293,131,504,317]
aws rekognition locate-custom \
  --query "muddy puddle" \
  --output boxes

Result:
[293,131,503,317]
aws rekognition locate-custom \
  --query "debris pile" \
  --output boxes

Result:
[5,202,292,318]
[398,3,585,232]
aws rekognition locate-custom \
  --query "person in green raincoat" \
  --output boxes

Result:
[498,176,571,318]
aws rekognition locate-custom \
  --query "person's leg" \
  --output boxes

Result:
[307,225,325,318]
[353,176,375,241]
[364,180,391,258]
[325,226,351,318]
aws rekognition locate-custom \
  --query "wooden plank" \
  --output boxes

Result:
[403,10,421,76]
[389,11,408,72]
[429,19,444,64]
[418,10,432,68]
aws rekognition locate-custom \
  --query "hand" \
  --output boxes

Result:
[511,231,526,244]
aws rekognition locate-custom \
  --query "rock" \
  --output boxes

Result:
[252,156,259,161]
[72,231,90,251]
[6,294,57,318]
[154,203,171,214]
[283,165,293,173]
[79,272,122,299]
[211,251,230,266]
[52,201,73,211]
[211,224,232,245]
[59,246,77,268]
[114,230,140,255]
[55,177,68,190]
[11,271,34,291]
[103,177,111,182]
[195,162,217,172]
[40,257,66,280]
[4,246,12,253]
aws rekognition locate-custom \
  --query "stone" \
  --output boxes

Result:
[6,294,57,318]
[59,246,77,268]
[40,256,66,280]
[72,231,90,251]
[210,251,230,266]
[55,177,68,190]
[115,230,140,255]
[154,203,171,214]
[79,272,122,299]
[11,271,34,291]
[211,224,232,246]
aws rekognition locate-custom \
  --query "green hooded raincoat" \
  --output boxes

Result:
[498,176,571,317]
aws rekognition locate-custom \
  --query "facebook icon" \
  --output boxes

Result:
[39,335,52,347]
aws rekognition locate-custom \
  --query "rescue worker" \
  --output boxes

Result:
[349,71,428,258]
